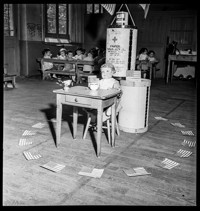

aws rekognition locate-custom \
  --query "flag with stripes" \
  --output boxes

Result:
[22,130,36,136]
[23,151,42,160]
[157,158,179,169]
[101,4,116,15]
[182,139,196,147]
[181,130,194,136]
[139,4,150,19]
[175,149,192,157]
[19,139,32,146]
[41,161,65,172]
[124,167,151,177]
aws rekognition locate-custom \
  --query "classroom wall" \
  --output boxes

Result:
[6,4,197,77]
[83,6,197,78]
[18,4,80,77]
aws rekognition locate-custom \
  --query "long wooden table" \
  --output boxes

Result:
[42,58,95,83]
[166,54,197,84]
[53,86,121,157]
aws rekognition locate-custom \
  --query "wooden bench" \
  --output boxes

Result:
[36,58,76,80]
[36,58,97,83]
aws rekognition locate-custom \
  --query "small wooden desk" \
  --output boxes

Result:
[53,86,121,157]
[166,54,197,84]
[42,58,94,83]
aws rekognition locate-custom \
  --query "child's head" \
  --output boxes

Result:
[87,50,94,58]
[76,48,83,55]
[42,48,52,57]
[100,63,116,79]
[59,48,67,57]
[67,50,73,58]
[139,48,148,55]
[148,50,155,58]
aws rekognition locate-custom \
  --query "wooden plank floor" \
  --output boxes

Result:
[3,76,196,206]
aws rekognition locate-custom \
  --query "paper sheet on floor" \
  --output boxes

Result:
[170,122,185,128]
[78,166,104,178]
[32,122,46,128]
[175,149,193,157]
[156,158,179,169]
[181,130,194,136]
[181,139,196,147]
[23,151,42,160]
[154,117,168,121]
[19,138,33,146]
[41,161,65,172]
[123,167,151,177]
[22,130,36,136]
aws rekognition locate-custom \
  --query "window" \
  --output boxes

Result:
[44,4,69,40]
[170,17,194,45]
[4,4,14,36]
[86,4,103,14]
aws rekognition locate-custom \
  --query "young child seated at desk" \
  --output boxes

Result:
[57,48,67,60]
[62,50,75,71]
[83,50,94,73]
[86,63,121,122]
[136,48,150,78]
[73,48,85,60]
[148,50,159,63]
[42,48,54,71]
[42,48,57,79]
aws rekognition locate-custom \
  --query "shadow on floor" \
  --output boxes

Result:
[40,103,92,147]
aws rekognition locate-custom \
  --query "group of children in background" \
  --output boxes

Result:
[42,47,106,79]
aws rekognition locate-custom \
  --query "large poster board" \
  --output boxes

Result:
[106,27,137,77]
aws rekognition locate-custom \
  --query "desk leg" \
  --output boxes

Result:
[73,106,78,139]
[170,61,175,83]
[12,77,16,88]
[75,64,80,84]
[111,101,116,147]
[56,95,62,147]
[166,58,170,84]
[96,105,103,157]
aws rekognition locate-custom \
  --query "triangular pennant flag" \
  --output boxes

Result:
[139,4,150,19]
[101,4,116,15]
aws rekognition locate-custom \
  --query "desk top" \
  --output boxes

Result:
[53,86,121,99]
[42,58,94,65]
[169,54,197,62]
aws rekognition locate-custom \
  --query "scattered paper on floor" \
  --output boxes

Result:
[175,149,193,157]
[41,161,65,172]
[170,122,185,128]
[22,130,36,136]
[23,151,42,160]
[156,158,179,170]
[123,167,151,177]
[19,138,32,146]
[181,130,194,136]
[78,166,104,178]
[182,139,196,147]
[32,122,46,129]
[154,117,168,121]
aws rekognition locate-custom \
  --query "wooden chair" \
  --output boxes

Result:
[76,64,96,84]
[83,100,121,144]
[151,62,160,79]
[3,64,16,88]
